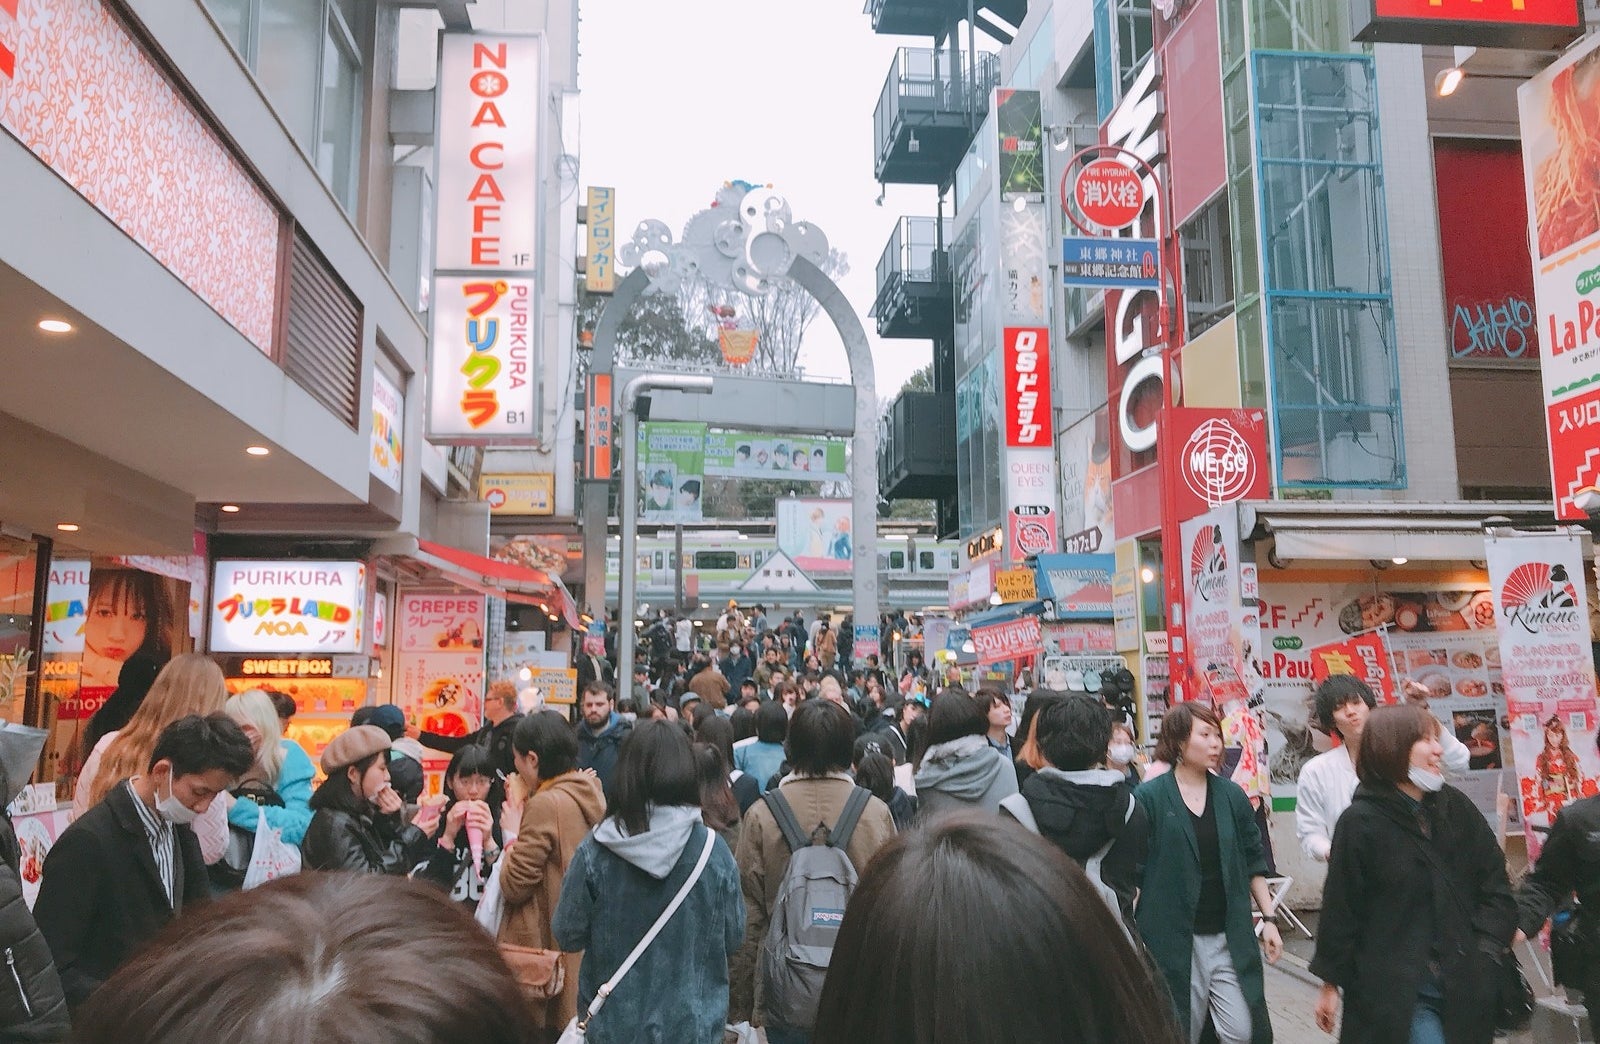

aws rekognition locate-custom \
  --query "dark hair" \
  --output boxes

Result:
[906,715,931,769]
[814,814,1182,1044]
[444,744,497,800]
[511,711,578,780]
[69,873,535,1044]
[265,690,296,725]
[1357,704,1440,787]
[1313,675,1377,736]
[150,714,254,779]
[1035,696,1113,772]
[853,735,895,804]
[1015,690,1065,752]
[308,752,386,816]
[924,691,988,749]
[690,701,717,732]
[755,700,790,745]
[786,700,856,777]
[694,713,737,772]
[729,706,756,742]
[1152,703,1221,767]
[581,681,614,702]
[693,743,740,833]
[611,721,700,836]
[976,686,1008,710]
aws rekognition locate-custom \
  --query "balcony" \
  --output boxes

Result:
[874,48,1000,187]
[880,391,957,502]
[873,217,954,339]
[863,0,1031,43]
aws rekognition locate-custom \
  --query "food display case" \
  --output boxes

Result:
[218,655,368,771]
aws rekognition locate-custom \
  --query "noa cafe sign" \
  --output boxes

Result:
[210,561,366,655]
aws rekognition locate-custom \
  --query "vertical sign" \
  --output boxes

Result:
[585,372,613,480]
[1486,531,1600,858]
[585,186,616,293]
[429,33,543,442]
[370,371,404,490]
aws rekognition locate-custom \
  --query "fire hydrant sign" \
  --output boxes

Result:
[1073,159,1144,230]
[1485,531,1600,858]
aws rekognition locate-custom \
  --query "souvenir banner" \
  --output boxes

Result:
[1306,631,1398,704]
[971,616,1045,664]
[1487,531,1600,857]
[637,422,706,522]
[703,432,847,484]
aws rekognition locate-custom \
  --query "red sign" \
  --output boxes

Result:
[1167,408,1271,523]
[1356,0,1582,47]
[1308,633,1398,704]
[1009,505,1058,558]
[1548,385,1600,521]
[1074,160,1144,231]
[1004,327,1052,448]
[585,373,613,481]
[971,616,1045,664]
[1435,141,1536,362]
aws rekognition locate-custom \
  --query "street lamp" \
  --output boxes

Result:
[618,373,714,707]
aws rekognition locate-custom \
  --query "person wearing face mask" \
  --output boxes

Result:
[1107,720,1143,785]
[35,714,254,1011]
[300,726,440,875]
[1311,704,1515,1044]
[721,641,754,694]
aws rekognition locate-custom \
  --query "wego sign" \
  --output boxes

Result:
[1168,407,1271,522]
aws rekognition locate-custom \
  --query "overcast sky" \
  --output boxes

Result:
[576,0,940,396]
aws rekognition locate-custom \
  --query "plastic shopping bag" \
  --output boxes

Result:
[242,808,301,890]
[474,853,507,936]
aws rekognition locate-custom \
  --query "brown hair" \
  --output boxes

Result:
[69,872,536,1043]
[1018,707,1050,771]
[487,679,520,710]
[1152,702,1221,767]
[1356,704,1440,787]
[87,654,227,808]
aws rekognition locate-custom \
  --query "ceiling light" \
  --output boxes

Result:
[1435,67,1465,97]
[1012,196,1028,212]
[37,319,73,334]
[1140,566,1156,584]
[220,504,241,513]
[1391,556,1408,566]
[245,445,270,457]
[55,523,79,532]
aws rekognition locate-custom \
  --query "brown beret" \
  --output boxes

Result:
[320,724,392,775]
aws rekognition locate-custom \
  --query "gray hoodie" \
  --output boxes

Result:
[591,804,703,879]
[914,734,1019,819]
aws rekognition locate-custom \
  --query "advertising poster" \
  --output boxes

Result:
[41,561,89,655]
[1306,631,1397,704]
[370,370,404,490]
[852,623,881,668]
[1486,531,1600,857]
[775,498,854,574]
[1179,506,1247,704]
[210,561,365,655]
[396,591,486,743]
[996,88,1045,201]
[1518,36,1600,519]
[703,432,847,484]
[637,421,707,523]
[1057,408,1116,554]
[972,616,1045,664]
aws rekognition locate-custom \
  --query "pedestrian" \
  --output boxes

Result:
[813,813,1182,1044]
[575,682,632,802]
[553,721,743,1044]
[65,873,537,1044]
[1108,718,1144,786]
[222,688,314,847]
[695,714,760,813]
[1136,702,1282,1044]
[413,744,500,911]
[853,735,915,830]
[300,724,438,874]
[736,700,789,795]
[265,690,296,733]
[814,622,837,673]
[688,656,732,710]
[1311,703,1515,1044]
[36,714,253,1011]
[409,680,524,801]
[498,711,606,1039]
[733,699,896,1041]
[913,690,1019,819]
[0,763,68,1039]
[83,652,164,756]
[353,703,427,805]
[979,686,1012,753]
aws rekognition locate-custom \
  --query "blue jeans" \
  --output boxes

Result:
[1409,981,1446,1044]
[765,1027,811,1044]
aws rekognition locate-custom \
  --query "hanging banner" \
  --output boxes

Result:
[1487,530,1600,858]
[1307,631,1398,704]
[971,616,1045,664]
[703,432,848,484]
[1179,505,1263,716]
[637,421,706,522]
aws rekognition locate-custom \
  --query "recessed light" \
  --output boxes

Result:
[55,523,79,532]
[1391,556,1408,565]
[220,505,241,513]
[37,319,73,334]
[245,445,270,457]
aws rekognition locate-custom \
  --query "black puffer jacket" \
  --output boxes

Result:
[0,817,68,1042]
[300,808,431,875]
[1020,767,1146,923]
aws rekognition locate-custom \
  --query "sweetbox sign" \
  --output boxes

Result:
[209,561,366,654]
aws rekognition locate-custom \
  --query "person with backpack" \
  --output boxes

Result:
[999,694,1146,930]
[733,700,896,1043]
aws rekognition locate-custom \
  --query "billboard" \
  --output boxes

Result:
[1518,35,1600,519]
[996,88,1045,202]
[1354,0,1582,49]
[637,422,706,523]
[776,499,854,574]
[703,432,847,484]
[210,561,365,655]
[428,276,536,440]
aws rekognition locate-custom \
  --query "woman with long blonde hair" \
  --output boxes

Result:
[75,653,231,863]
[223,689,314,847]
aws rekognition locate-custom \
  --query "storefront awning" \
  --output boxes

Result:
[1246,502,1557,563]
[376,536,581,626]
[962,600,1046,629]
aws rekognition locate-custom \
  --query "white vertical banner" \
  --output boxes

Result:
[1486,530,1600,859]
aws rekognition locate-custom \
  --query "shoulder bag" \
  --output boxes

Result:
[557,828,717,1043]
[499,791,574,1002]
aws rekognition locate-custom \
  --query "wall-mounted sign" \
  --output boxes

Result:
[1073,159,1144,231]
[585,373,614,480]
[1035,554,1115,618]
[1062,236,1161,290]
[995,568,1038,604]
[1168,407,1271,522]
[480,472,555,515]
[1004,327,1053,449]
[966,527,1004,563]
[585,186,616,293]
[997,89,1046,201]
[371,370,404,490]
[428,276,535,440]
[1353,0,1582,49]
[210,561,366,654]
[971,615,1045,663]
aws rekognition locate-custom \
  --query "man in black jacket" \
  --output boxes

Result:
[409,680,523,787]
[35,714,253,1010]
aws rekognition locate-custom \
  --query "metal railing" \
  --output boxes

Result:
[873,216,952,317]
[874,48,1000,166]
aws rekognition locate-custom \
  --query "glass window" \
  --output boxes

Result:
[257,0,321,148]
[695,552,739,571]
[205,0,253,55]
[889,551,906,571]
[319,23,361,210]
[919,551,935,571]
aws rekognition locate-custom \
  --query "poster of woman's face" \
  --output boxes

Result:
[79,568,173,689]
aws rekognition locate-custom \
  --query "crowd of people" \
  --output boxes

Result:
[2,630,1599,1042]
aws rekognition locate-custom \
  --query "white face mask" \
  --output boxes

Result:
[156,772,198,826]
[1108,743,1137,766]
[1408,767,1445,793]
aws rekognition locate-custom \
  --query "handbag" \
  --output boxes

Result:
[241,807,301,890]
[557,829,717,1043]
[208,781,286,891]
[499,791,571,1002]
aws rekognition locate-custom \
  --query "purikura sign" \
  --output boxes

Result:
[209,561,366,655]
[971,616,1045,664]
[1486,530,1600,858]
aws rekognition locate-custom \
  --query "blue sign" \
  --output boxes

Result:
[1033,553,1116,619]
[852,623,881,667]
[1061,237,1160,289]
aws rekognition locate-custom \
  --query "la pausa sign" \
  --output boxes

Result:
[210,561,365,654]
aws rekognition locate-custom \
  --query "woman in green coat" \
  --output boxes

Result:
[1136,703,1283,1044]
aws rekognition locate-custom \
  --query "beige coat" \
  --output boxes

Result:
[499,770,606,1029]
[688,667,731,709]
[732,775,896,1024]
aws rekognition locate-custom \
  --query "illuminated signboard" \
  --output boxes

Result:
[1353,0,1581,48]
[210,561,366,654]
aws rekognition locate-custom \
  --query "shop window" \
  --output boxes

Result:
[202,0,364,212]
[1181,195,1235,336]
[1254,52,1404,488]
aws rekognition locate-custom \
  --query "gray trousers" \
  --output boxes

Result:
[1190,932,1253,1044]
